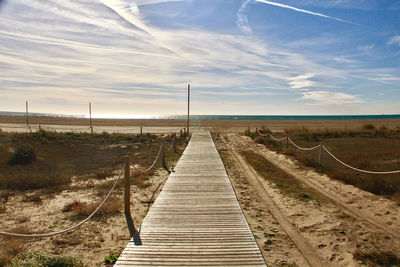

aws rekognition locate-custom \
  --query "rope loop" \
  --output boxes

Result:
[322,145,400,175]
[130,143,163,173]
[0,163,125,238]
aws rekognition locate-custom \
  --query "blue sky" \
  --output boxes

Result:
[0,0,399,116]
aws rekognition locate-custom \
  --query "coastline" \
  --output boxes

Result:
[0,115,399,133]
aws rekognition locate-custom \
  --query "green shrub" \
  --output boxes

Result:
[7,145,36,165]
[12,251,83,267]
[104,253,119,265]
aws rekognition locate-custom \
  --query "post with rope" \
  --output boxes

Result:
[89,102,93,136]
[180,129,183,137]
[187,84,190,135]
[161,140,171,173]
[286,133,289,150]
[25,100,29,127]
[140,126,143,135]
[123,155,136,237]
[173,133,178,154]
[318,144,322,165]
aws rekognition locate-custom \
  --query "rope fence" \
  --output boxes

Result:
[256,129,400,175]
[0,163,125,238]
[1,131,187,238]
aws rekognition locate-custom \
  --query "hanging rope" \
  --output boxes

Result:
[0,164,125,238]
[322,145,400,175]
[268,133,287,142]
[288,137,321,151]
[130,143,163,173]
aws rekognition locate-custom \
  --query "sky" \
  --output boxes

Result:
[0,0,399,116]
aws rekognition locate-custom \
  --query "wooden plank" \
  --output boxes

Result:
[115,130,266,266]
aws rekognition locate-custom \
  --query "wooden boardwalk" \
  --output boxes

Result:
[115,130,266,266]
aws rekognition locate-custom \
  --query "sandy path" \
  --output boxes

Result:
[217,131,400,266]
[233,133,400,238]
[219,133,329,267]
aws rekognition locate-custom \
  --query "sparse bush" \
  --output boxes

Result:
[354,249,400,266]
[363,124,375,130]
[0,203,6,213]
[22,193,43,204]
[104,253,119,265]
[95,168,114,180]
[63,198,122,220]
[7,145,36,165]
[254,136,266,145]
[12,250,83,267]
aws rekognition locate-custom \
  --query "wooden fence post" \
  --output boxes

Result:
[123,156,136,237]
[140,126,142,135]
[180,129,183,137]
[318,144,322,165]
[161,140,171,173]
[286,134,289,150]
[173,133,177,154]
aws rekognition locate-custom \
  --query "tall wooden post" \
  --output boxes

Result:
[25,101,29,126]
[89,102,93,135]
[140,126,143,135]
[187,84,190,134]
[124,156,136,236]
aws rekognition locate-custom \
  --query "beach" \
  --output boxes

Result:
[1,115,399,134]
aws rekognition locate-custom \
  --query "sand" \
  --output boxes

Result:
[1,115,399,134]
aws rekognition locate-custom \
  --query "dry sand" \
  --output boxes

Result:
[1,115,399,133]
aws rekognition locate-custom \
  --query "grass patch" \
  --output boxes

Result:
[11,250,83,267]
[245,127,400,201]
[62,197,122,221]
[0,131,188,192]
[241,150,323,203]
[104,252,119,265]
[354,249,400,266]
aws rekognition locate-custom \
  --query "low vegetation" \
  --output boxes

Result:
[62,197,122,221]
[241,150,323,203]
[245,125,400,201]
[0,129,189,265]
[0,130,185,192]
[11,250,83,267]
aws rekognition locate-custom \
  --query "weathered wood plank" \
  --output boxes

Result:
[115,130,266,266]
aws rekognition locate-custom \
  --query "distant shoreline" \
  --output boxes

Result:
[1,114,399,132]
[1,111,400,121]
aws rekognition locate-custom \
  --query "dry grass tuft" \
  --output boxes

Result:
[0,226,30,265]
[354,248,400,266]
[22,193,43,204]
[63,197,122,220]
[94,167,114,180]
[0,203,6,213]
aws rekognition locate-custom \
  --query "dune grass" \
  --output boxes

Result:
[245,125,400,201]
[0,130,186,192]
[241,150,324,203]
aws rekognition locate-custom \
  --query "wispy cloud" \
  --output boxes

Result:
[387,35,400,46]
[255,0,359,25]
[300,90,364,105]
[289,73,316,90]
[237,0,252,34]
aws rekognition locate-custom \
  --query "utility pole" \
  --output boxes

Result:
[25,101,29,126]
[187,84,190,134]
[89,102,93,135]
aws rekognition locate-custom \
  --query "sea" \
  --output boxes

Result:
[1,111,400,120]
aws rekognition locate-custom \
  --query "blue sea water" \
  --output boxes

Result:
[1,111,400,120]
